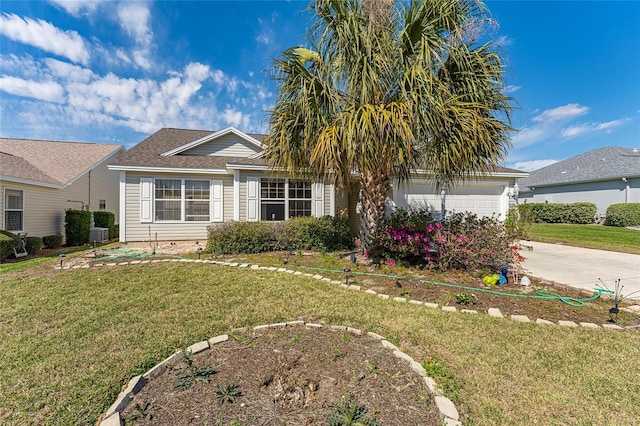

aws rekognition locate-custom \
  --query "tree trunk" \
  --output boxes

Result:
[358,171,391,252]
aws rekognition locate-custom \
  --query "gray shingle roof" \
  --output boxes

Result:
[0,138,123,186]
[110,128,267,169]
[519,146,640,189]
[111,127,527,176]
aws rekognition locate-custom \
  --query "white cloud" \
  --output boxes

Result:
[511,125,547,147]
[117,3,152,46]
[513,159,558,172]
[117,3,153,69]
[504,84,521,94]
[495,35,514,47]
[0,13,90,65]
[561,118,629,139]
[532,103,589,123]
[48,0,106,17]
[256,32,272,45]
[0,76,65,103]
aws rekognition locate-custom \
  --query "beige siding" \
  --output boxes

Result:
[180,133,260,157]
[87,153,121,223]
[1,157,120,240]
[123,172,232,242]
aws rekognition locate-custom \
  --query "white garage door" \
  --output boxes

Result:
[394,182,506,218]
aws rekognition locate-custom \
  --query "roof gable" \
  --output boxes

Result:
[519,146,640,188]
[0,138,123,186]
[161,127,264,158]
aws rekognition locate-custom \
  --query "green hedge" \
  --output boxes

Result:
[518,202,596,224]
[43,235,64,248]
[0,230,20,261]
[207,221,273,254]
[65,210,92,246]
[93,211,116,239]
[275,216,353,251]
[605,203,640,227]
[207,216,354,255]
[25,236,42,254]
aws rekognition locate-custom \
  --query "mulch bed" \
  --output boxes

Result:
[122,326,441,425]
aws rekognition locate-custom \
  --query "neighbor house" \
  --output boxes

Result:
[109,127,526,242]
[518,146,640,217]
[0,137,123,240]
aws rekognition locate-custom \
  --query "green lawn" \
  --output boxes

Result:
[529,223,640,254]
[1,258,639,425]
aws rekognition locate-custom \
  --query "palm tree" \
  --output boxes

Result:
[265,0,512,249]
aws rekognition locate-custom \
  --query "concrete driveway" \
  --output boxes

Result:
[521,241,640,301]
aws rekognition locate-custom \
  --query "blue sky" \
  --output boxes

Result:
[1,1,638,171]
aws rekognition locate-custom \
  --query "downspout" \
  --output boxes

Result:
[622,177,629,203]
[88,170,91,211]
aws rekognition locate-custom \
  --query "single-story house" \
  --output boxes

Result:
[0,137,123,240]
[518,146,640,217]
[109,127,527,242]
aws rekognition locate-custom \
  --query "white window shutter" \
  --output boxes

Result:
[140,178,153,223]
[247,177,259,221]
[211,180,223,222]
[312,182,324,217]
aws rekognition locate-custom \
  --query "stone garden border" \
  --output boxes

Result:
[99,322,461,426]
[56,258,631,331]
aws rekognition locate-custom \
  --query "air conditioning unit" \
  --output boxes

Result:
[90,227,109,243]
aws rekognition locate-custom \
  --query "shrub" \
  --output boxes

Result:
[283,216,353,251]
[43,235,64,248]
[64,210,92,246]
[25,236,42,254]
[439,212,510,271]
[0,230,20,261]
[93,211,116,239]
[207,221,273,254]
[370,209,510,272]
[605,203,640,227]
[207,216,353,255]
[519,202,596,224]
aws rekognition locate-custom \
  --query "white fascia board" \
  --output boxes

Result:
[160,126,265,157]
[107,165,229,174]
[0,175,63,189]
[411,169,529,179]
[225,164,270,171]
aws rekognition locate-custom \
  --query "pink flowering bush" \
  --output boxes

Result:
[370,209,510,272]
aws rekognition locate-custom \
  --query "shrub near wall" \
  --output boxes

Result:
[64,210,92,246]
[25,237,43,254]
[93,211,116,239]
[207,216,354,255]
[43,235,64,249]
[207,221,273,254]
[0,230,20,261]
[518,202,596,224]
[279,216,353,251]
[606,203,640,227]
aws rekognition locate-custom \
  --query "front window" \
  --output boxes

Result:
[288,181,312,217]
[155,179,210,222]
[155,179,181,221]
[185,180,210,222]
[260,179,312,221]
[260,179,285,221]
[4,189,24,232]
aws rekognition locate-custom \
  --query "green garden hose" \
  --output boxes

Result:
[288,265,613,307]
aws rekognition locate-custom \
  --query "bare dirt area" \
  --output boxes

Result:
[122,326,441,425]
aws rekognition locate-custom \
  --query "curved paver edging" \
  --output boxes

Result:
[99,322,461,426]
[58,258,633,331]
